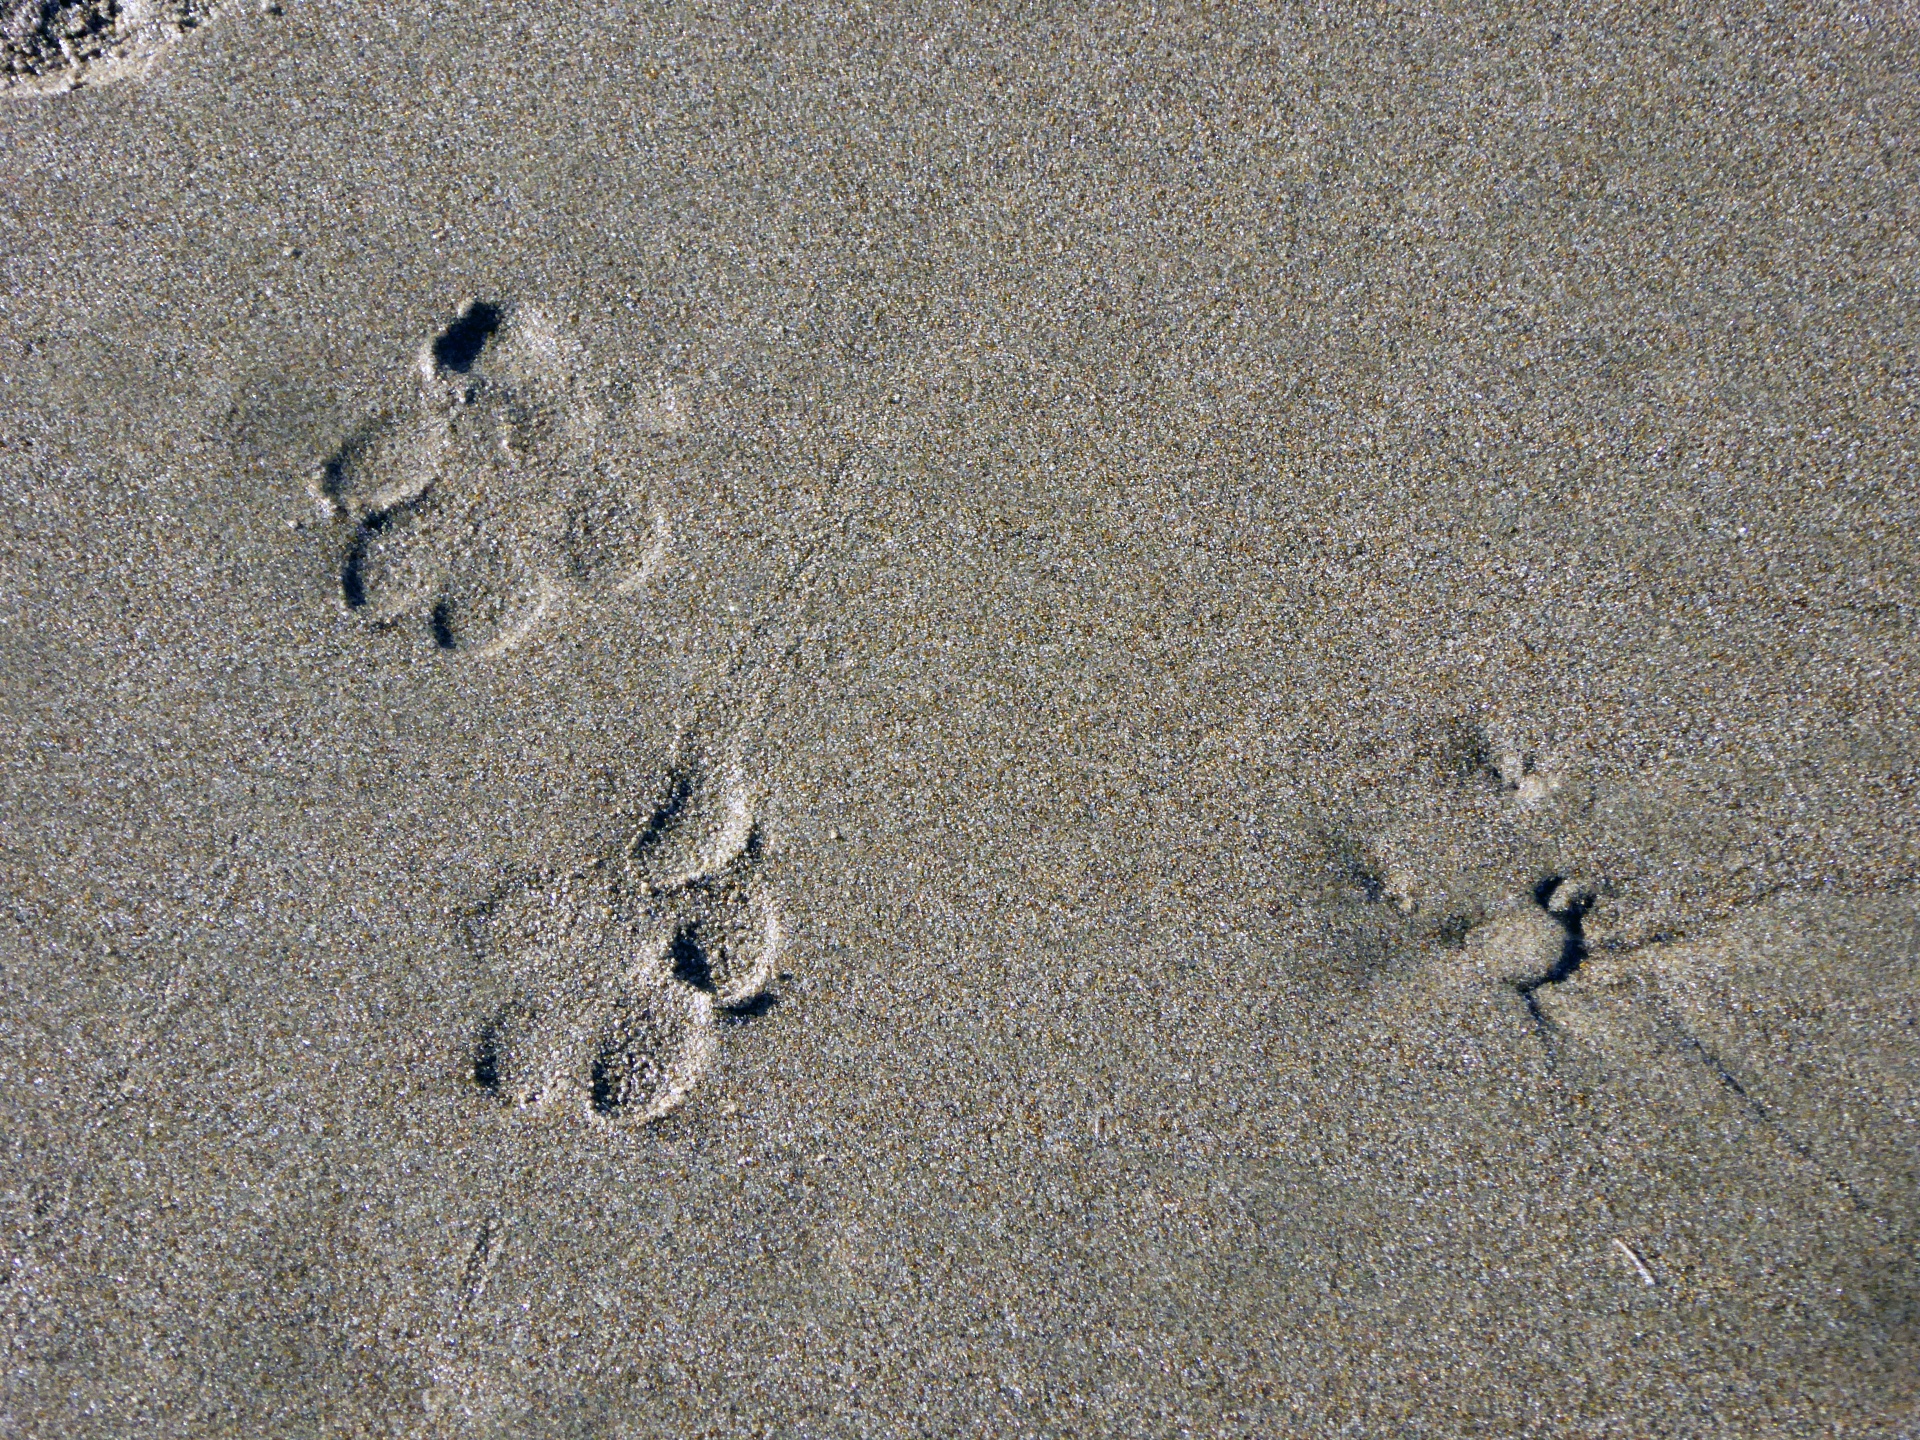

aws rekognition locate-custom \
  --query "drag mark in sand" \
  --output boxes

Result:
[311,298,671,657]
[463,753,779,1125]
[1634,976,1871,1214]
[1497,884,1876,1215]
[459,1214,503,1307]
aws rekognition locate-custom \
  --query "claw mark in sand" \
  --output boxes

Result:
[1510,875,1594,1041]
[310,297,674,658]
[459,1214,502,1307]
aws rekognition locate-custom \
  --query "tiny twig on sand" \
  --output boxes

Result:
[1613,1237,1657,1287]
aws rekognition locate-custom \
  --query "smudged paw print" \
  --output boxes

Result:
[463,758,778,1123]
[1282,717,1593,988]
[1348,718,1584,935]
[310,298,673,657]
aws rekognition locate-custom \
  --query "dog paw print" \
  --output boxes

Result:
[310,299,672,657]
[462,759,779,1123]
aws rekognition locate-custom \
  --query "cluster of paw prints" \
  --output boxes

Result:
[305,300,774,1124]
[463,759,778,1123]
[310,299,672,658]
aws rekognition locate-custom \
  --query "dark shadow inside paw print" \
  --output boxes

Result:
[431,300,502,373]
[627,756,755,892]
[666,922,715,992]
[663,866,779,1010]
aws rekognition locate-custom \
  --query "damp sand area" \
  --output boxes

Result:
[2,3,1917,1435]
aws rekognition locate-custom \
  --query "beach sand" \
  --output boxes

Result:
[2,1,1917,1433]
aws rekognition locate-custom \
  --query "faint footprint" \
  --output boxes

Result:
[1293,718,1583,966]
[2,0,214,93]
[311,298,673,657]
[462,755,778,1123]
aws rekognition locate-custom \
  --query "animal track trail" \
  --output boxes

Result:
[312,298,672,658]
[463,756,778,1125]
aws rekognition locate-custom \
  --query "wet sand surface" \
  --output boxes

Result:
[2,1,1917,1434]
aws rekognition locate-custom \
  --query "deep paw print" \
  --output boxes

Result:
[310,298,671,657]
[462,758,779,1123]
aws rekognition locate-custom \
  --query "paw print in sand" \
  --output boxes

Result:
[3,0,211,94]
[1286,718,1592,991]
[1341,719,1582,937]
[311,299,673,657]
[463,759,779,1123]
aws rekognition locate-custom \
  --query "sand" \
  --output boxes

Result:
[1,0,1916,1434]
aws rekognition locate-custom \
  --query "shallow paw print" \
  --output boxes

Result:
[312,298,670,657]
[1282,717,1597,993]
[464,761,779,1124]
[1360,718,1586,929]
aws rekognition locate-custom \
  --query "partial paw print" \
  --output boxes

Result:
[3,0,213,93]
[1361,720,1577,923]
[1286,718,1588,980]
[310,299,675,657]
[462,756,779,1124]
